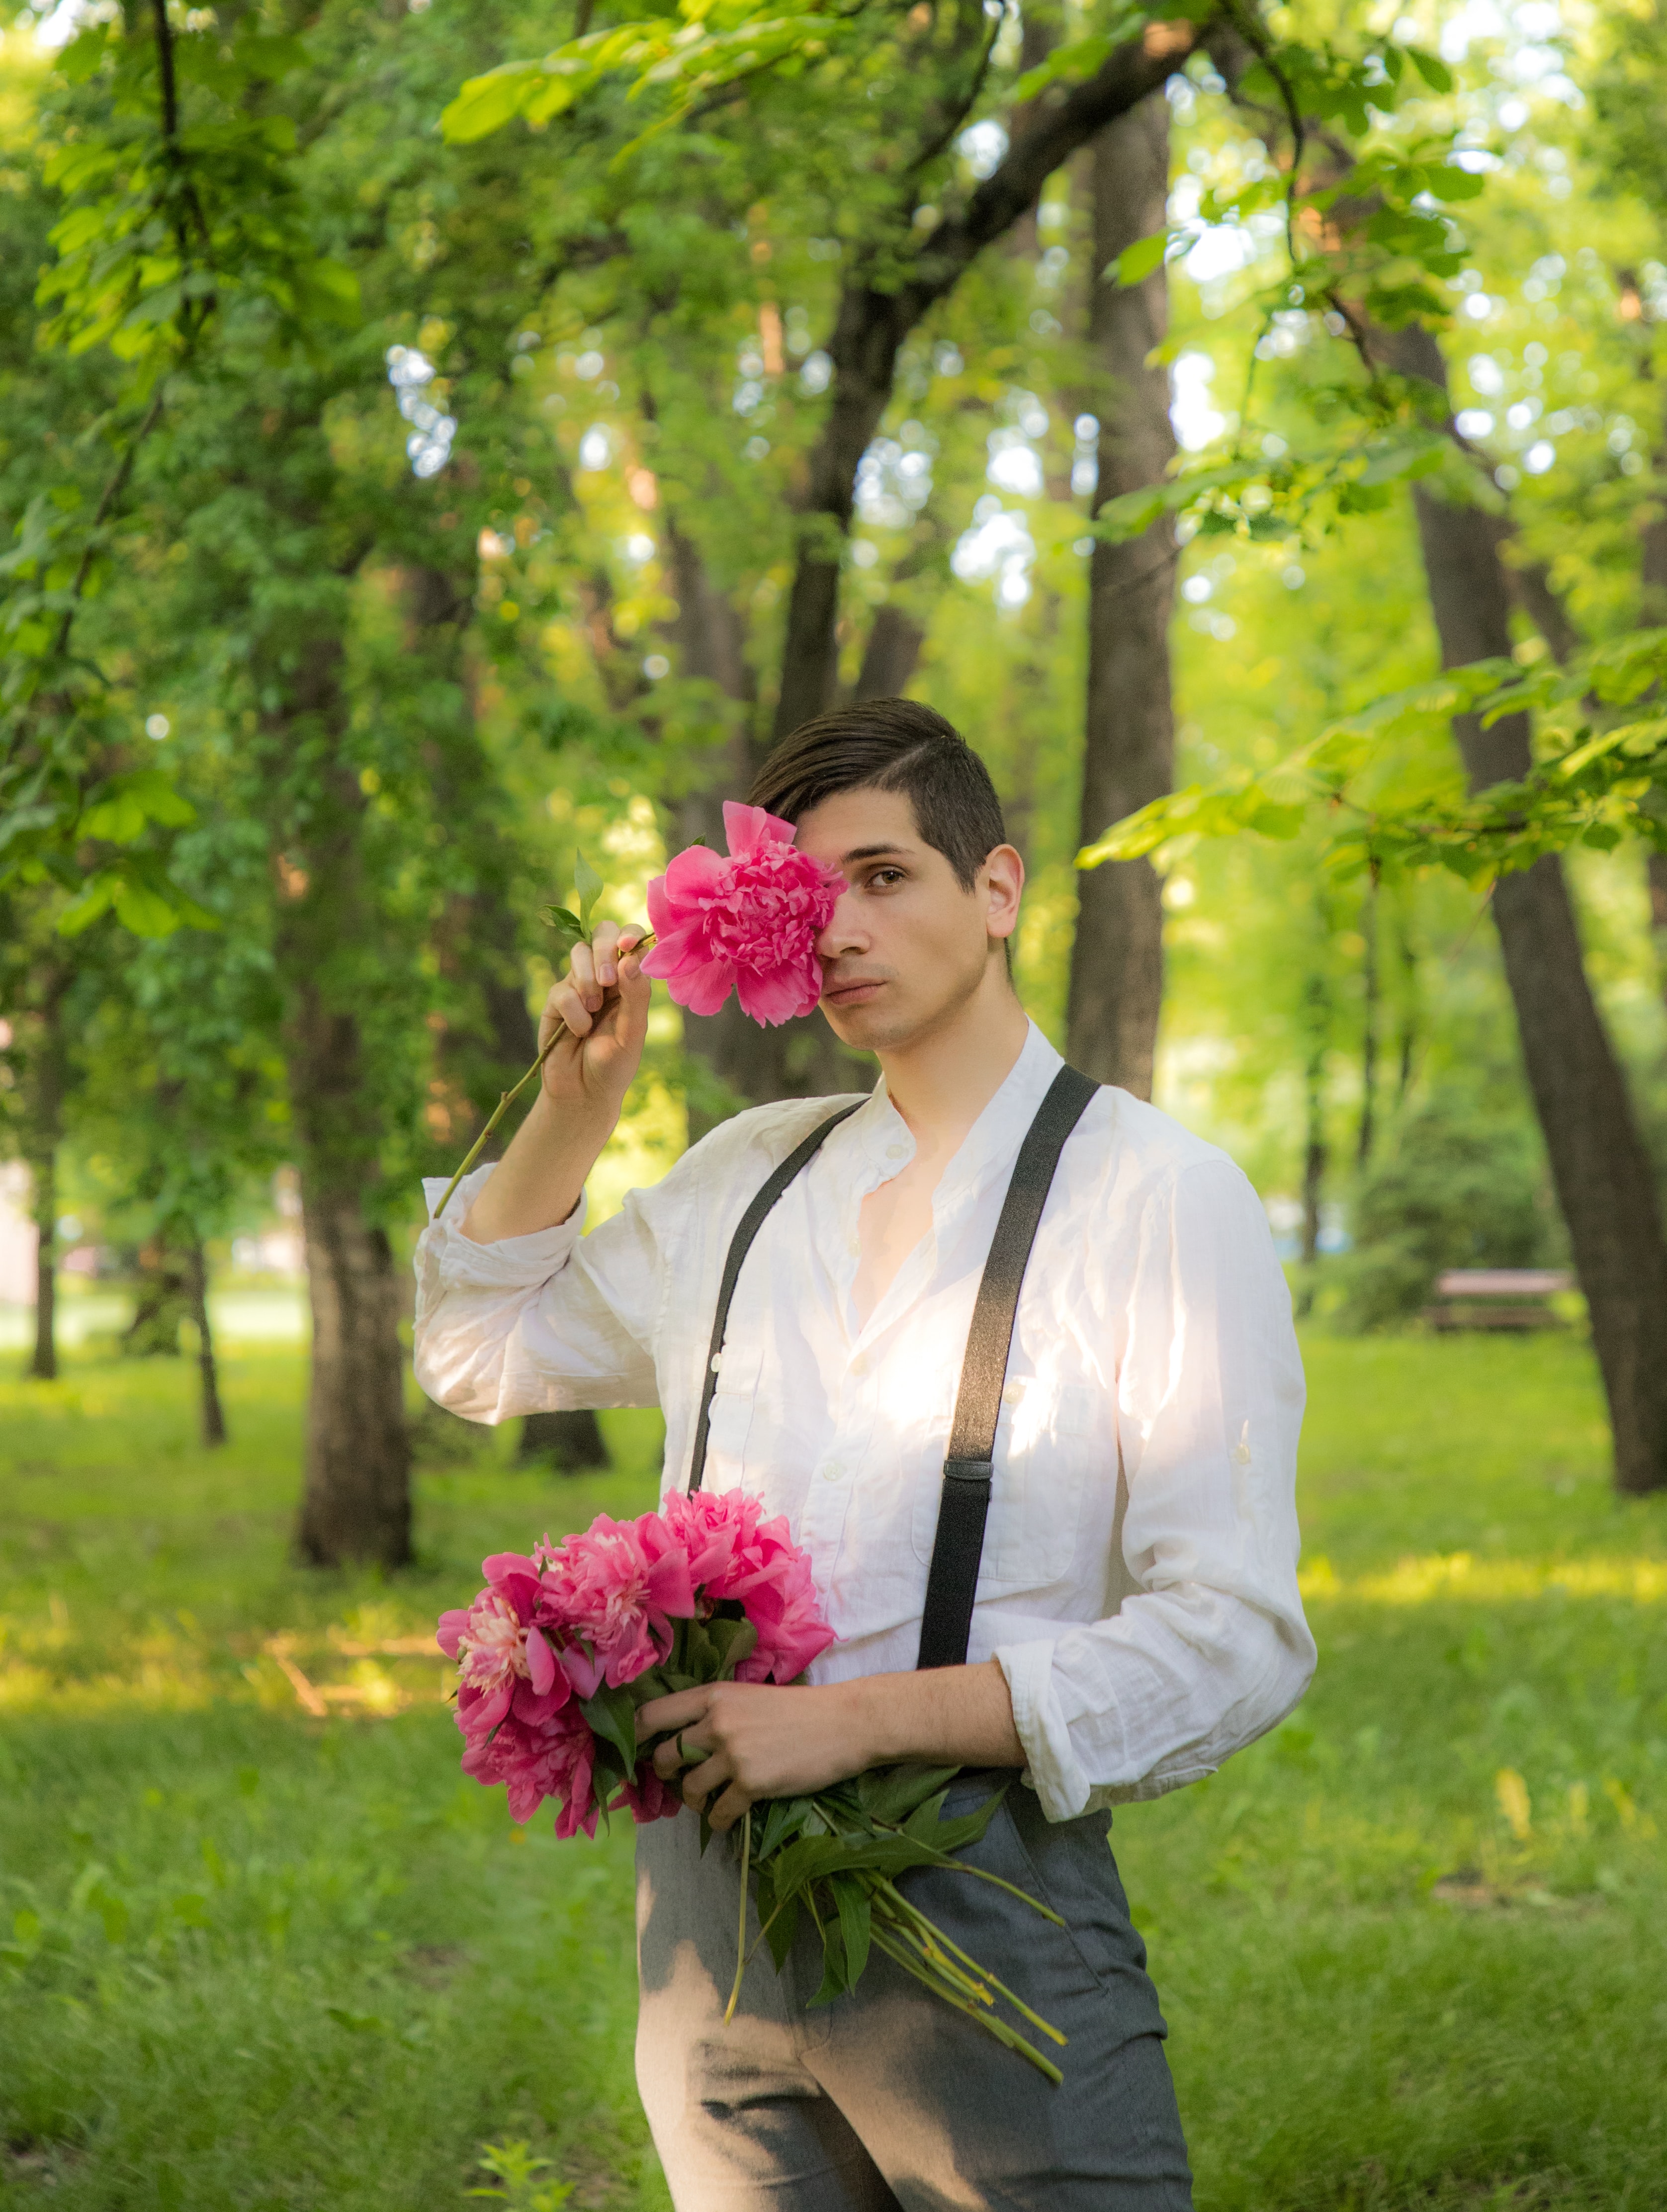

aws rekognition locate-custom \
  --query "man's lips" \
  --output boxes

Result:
[823,976,885,1005]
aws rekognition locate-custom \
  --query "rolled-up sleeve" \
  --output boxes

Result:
[413,1163,664,1424]
[996,1155,1316,1819]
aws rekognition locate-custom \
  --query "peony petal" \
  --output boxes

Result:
[677,956,739,1018]
[638,917,712,981]
[557,1639,605,1700]
[723,801,796,853]
[645,874,676,937]
[736,964,819,1026]
[482,1551,540,1583]
[435,1608,470,1659]
[662,842,730,902]
[524,1624,556,1696]
[465,1680,514,1735]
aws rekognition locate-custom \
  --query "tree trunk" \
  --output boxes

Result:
[1358,875,1380,1169]
[1065,95,1177,1101]
[27,1147,56,1382]
[1297,972,1328,1320]
[19,975,67,1383]
[403,564,546,1146]
[664,518,782,1128]
[1390,332,1667,1494]
[852,603,927,703]
[275,636,413,1568]
[187,1237,227,1449]
[1639,420,1667,1019]
[519,1408,610,1472]
[296,1181,412,1563]
[770,26,1204,736]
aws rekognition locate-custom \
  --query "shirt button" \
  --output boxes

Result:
[820,1461,844,1483]
[885,1143,907,1161]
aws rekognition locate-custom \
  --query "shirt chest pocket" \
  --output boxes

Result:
[910,1380,1103,1591]
[700,1338,764,1486]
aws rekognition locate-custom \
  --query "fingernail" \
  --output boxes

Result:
[600,963,616,986]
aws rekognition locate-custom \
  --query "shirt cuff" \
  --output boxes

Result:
[995,1636,1090,1824]
[417,1163,589,1290]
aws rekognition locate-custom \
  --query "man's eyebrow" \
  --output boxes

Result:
[839,843,913,865]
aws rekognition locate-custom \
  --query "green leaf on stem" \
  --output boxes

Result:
[539,904,586,962]
[830,1873,871,1986]
[578,1682,640,1780]
[574,851,603,932]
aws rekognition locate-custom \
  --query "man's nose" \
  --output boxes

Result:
[816,883,868,960]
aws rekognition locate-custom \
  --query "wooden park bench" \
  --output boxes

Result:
[1426,1269,1573,1332]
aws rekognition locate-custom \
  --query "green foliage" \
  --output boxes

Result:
[1081,627,1667,884]
[1331,1092,1557,1331]
[0,7,352,927]
[539,853,610,965]
[470,2140,575,2210]
[443,1,857,153]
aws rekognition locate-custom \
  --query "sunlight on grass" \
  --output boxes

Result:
[1300,1550,1667,1602]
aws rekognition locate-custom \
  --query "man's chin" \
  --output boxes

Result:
[821,986,904,1047]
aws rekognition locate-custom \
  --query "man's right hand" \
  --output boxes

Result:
[538,921,651,1118]
[458,920,651,1243]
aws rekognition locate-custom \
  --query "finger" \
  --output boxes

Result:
[538,984,570,1050]
[591,919,622,987]
[571,941,606,1013]
[635,1688,711,1742]
[550,975,593,1039]
[706,1783,753,1835]
[651,1729,711,1782]
[679,1749,733,1818]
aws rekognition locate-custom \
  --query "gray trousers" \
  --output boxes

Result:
[634,1773,1194,2211]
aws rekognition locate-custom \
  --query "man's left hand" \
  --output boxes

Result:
[632,1660,1025,1834]
[633,1681,874,1833]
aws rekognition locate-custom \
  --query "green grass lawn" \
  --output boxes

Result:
[1,1333,1664,2210]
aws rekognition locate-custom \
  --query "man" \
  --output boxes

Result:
[415,700,1314,2211]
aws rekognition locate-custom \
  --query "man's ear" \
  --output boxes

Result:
[983,844,1025,943]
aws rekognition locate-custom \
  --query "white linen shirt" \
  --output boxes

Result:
[413,1021,1315,1821]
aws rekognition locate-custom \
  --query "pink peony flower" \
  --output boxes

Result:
[462,1699,601,1835]
[640,803,843,1026]
[613,1766,681,1825]
[661,1487,837,1684]
[439,1554,575,1743]
[540,1511,697,1687]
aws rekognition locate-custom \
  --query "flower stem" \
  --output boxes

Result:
[724,1809,752,2026]
[430,935,655,1226]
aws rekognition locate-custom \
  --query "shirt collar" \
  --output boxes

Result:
[841,1019,1065,1203]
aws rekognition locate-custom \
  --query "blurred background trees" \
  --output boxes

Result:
[5,0,1667,1554]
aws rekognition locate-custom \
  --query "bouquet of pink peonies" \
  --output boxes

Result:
[439,1489,1068,2079]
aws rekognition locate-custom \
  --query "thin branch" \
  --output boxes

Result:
[51,387,168,661]
[905,3,1004,181]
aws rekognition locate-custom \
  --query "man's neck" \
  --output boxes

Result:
[874,966,1031,1157]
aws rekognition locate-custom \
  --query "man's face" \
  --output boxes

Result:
[792,786,1022,1052]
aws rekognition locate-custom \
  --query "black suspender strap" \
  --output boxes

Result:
[916,1065,1099,1671]
[685,1102,864,1494]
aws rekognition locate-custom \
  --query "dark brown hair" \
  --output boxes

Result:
[748,699,1007,891]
